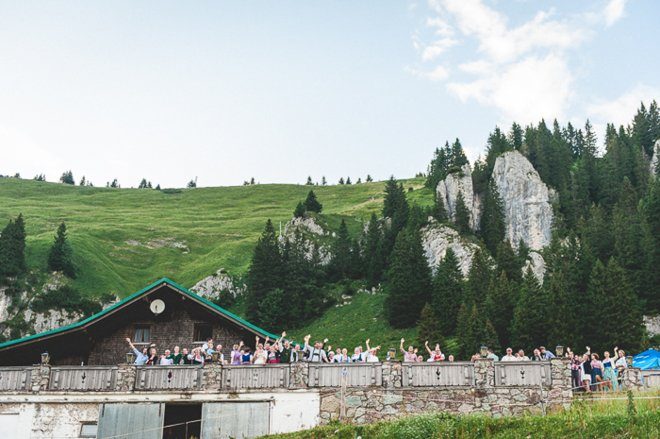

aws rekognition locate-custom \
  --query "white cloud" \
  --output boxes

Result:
[587,84,660,127]
[407,65,450,82]
[604,0,627,27]
[421,37,457,61]
[449,54,573,124]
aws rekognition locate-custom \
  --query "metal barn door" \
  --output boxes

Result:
[201,402,270,439]
[97,403,164,439]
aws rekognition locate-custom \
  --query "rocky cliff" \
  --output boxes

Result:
[491,151,554,252]
[420,220,481,277]
[436,164,481,230]
[190,268,246,300]
[279,216,332,265]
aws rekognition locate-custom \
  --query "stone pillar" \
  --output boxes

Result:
[30,364,50,392]
[622,368,644,390]
[382,361,402,389]
[115,363,136,392]
[203,364,224,391]
[547,358,572,409]
[288,362,309,389]
[474,359,494,388]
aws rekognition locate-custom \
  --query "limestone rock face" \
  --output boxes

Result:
[436,164,480,230]
[492,151,554,251]
[420,220,481,277]
[190,269,246,300]
[280,216,331,265]
[650,140,659,176]
[523,251,546,283]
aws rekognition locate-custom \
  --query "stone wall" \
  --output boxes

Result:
[318,359,573,423]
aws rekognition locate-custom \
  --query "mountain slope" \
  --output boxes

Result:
[0,177,432,299]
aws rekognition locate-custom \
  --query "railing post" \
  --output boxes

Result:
[382,361,402,388]
[203,363,223,391]
[622,367,644,391]
[115,363,136,392]
[547,358,572,409]
[474,359,494,388]
[30,364,50,392]
[288,362,309,389]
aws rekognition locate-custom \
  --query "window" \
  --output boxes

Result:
[134,324,151,344]
[79,423,97,438]
[194,323,212,342]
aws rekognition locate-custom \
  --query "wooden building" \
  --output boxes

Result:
[0,278,277,366]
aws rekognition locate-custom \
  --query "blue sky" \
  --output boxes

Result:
[1,0,658,187]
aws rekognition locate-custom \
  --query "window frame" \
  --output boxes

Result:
[79,422,98,438]
[193,323,213,343]
[133,324,152,345]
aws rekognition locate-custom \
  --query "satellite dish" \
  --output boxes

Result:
[150,299,165,315]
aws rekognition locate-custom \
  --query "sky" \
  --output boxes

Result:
[0,0,658,187]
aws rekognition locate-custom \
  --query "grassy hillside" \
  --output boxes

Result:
[268,390,660,439]
[0,177,433,301]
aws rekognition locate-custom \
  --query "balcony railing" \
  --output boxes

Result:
[49,366,117,391]
[402,362,474,387]
[0,360,577,393]
[494,361,552,386]
[308,363,382,387]
[135,365,204,390]
[0,366,32,391]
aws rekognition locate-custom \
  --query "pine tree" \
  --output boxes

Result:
[0,214,27,278]
[457,302,499,358]
[59,171,75,185]
[293,202,306,218]
[246,220,283,323]
[338,177,345,185]
[363,214,384,288]
[79,176,86,186]
[356,178,362,184]
[643,177,660,311]
[47,222,76,278]
[454,191,471,233]
[306,176,313,185]
[433,195,448,223]
[385,229,432,328]
[450,138,469,168]
[303,190,323,213]
[465,249,491,306]
[321,176,327,186]
[510,268,546,350]
[138,178,148,189]
[432,248,463,335]
[346,177,352,185]
[382,177,409,260]
[187,179,197,188]
[495,241,522,284]
[416,303,444,348]
[328,219,352,280]
[479,181,505,255]
[484,271,514,348]
[366,174,373,182]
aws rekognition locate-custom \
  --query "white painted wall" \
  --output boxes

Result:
[0,390,320,437]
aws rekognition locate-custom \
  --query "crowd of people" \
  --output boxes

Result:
[125,334,630,391]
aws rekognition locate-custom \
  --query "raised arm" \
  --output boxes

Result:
[303,334,311,350]
[399,338,406,355]
[365,339,371,352]
[424,341,433,356]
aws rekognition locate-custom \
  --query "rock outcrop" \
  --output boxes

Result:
[492,151,554,251]
[524,251,546,283]
[190,269,246,300]
[650,140,659,176]
[436,164,481,230]
[279,216,332,265]
[420,220,481,277]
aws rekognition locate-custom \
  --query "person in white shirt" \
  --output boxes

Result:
[303,334,328,363]
[516,349,530,361]
[159,349,174,365]
[333,348,344,363]
[501,347,517,361]
[351,346,365,363]
[365,339,380,363]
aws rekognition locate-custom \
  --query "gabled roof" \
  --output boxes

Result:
[0,277,278,350]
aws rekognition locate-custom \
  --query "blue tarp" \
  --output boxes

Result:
[633,349,660,370]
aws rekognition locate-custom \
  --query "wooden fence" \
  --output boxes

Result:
[222,365,289,390]
[494,361,552,386]
[308,363,382,387]
[48,366,117,391]
[0,366,32,391]
[135,366,204,390]
[402,362,474,387]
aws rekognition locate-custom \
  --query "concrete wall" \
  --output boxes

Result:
[0,402,99,439]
